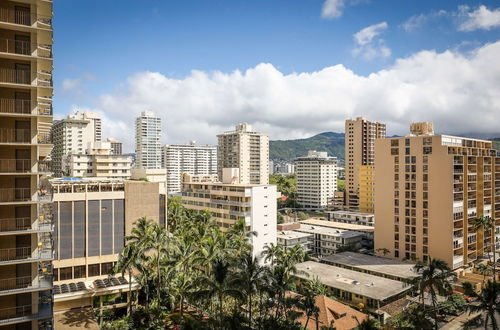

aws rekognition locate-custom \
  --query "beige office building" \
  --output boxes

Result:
[50,179,166,326]
[359,165,375,213]
[0,0,54,328]
[345,117,386,211]
[217,124,269,185]
[374,123,500,269]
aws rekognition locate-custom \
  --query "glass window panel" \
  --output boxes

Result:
[88,200,100,257]
[59,202,72,259]
[101,200,113,255]
[53,202,58,259]
[74,201,85,258]
[113,200,124,254]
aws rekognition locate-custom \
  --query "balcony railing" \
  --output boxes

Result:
[37,160,51,173]
[0,217,31,232]
[0,68,31,85]
[0,304,32,321]
[0,159,30,172]
[0,38,31,56]
[0,98,32,115]
[0,7,52,27]
[37,133,51,145]
[0,128,31,143]
[0,188,31,202]
[0,246,31,262]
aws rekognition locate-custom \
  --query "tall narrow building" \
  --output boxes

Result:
[217,123,269,185]
[374,122,500,269]
[164,141,217,194]
[345,117,386,211]
[135,111,162,169]
[0,0,54,328]
[295,151,337,209]
[51,111,102,177]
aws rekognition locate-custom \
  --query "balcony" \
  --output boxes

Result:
[0,302,52,325]
[0,159,30,173]
[0,98,52,116]
[0,217,52,234]
[0,275,51,296]
[0,188,52,203]
[0,128,30,143]
[0,38,52,59]
[0,68,30,85]
[0,7,52,29]
[0,246,53,265]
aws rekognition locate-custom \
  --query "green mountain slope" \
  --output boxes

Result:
[270,132,345,161]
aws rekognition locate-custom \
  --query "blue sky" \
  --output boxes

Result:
[52,0,500,150]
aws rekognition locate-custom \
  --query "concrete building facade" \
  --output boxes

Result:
[180,170,276,260]
[345,117,386,211]
[51,111,102,177]
[217,124,269,185]
[105,137,123,155]
[135,111,162,170]
[296,151,337,209]
[66,141,132,179]
[0,0,54,328]
[374,123,500,269]
[359,165,375,213]
[164,141,217,194]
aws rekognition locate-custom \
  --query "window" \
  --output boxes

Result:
[74,265,86,279]
[101,262,114,275]
[59,202,73,260]
[59,267,72,281]
[88,264,100,277]
[423,147,432,154]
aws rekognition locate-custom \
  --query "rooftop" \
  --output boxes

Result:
[301,219,374,233]
[295,261,410,301]
[296,224,363,239]
[277,230,313,240]
[329,210,375,217]
[321,252,417,280]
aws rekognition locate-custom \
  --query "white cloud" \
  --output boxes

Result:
[68,41,500,153]
[352,22,391,60]
[321,0,344,19]
[458,5,500,31]
[61,78,82,94]
[402,10,447,32]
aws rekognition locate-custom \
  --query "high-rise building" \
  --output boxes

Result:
[358,165,375,213]
[66,141,132,179]
[374,122,500,269]
[51,111,102,177]
[50,178,166,325]
[105,137,123,155]
[135,111,162,169]
[345,117,386,211]
[181,169,276,261]
[217,124,269,185]
[0,1,54,328]
[296,151,337,209]
[164,141,217,194]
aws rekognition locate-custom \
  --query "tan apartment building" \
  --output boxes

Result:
[180,169,276,260]
[345,117,386,211]
[374,123,500,269]
[0,1,54,329]
[50,178,166,326]
[359,165,375,213]
[217,123,269,185]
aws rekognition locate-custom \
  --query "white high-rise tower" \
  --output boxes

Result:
[135,111,163,169]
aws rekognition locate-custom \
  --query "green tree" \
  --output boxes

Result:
[411,258,456,329]
[464,280,500,330]
[112,244,140,315]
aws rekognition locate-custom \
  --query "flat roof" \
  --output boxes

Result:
[321,252,417,279]
[329,210,374,217]
[277,230,313,240]
[184,181,275,188]
[296,224,363,239]
[301,219,374,232]
[295,261,410,301]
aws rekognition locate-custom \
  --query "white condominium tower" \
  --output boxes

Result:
[164,141,217,194]
[296,151,338,209]
[135,111,162,169]
[217,123,269,184]
[51,111,103,177]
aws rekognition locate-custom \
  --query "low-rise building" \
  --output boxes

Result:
[321,252,417,282]
[295,261,410,310]
[181,169,277,260]
[300,218,374,244]
[276,230,313,253]
[327,210,375,227]
[295,224,363,256]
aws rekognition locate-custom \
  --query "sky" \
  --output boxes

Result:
[53,0,500,152]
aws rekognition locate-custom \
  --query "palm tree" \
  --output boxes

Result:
[112,244,139,315]
[236,253,266,327]
[412,258,456,330]
[262,243,283,266]
[464,280,500,330]
[355,317,380,330]
[297,278,325,329]
[471,216,495,270]
[476,263,492,286]
[196,258,243,328]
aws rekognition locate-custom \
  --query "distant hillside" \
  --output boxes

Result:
[492,138,500,151]
[270,132,345,161]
